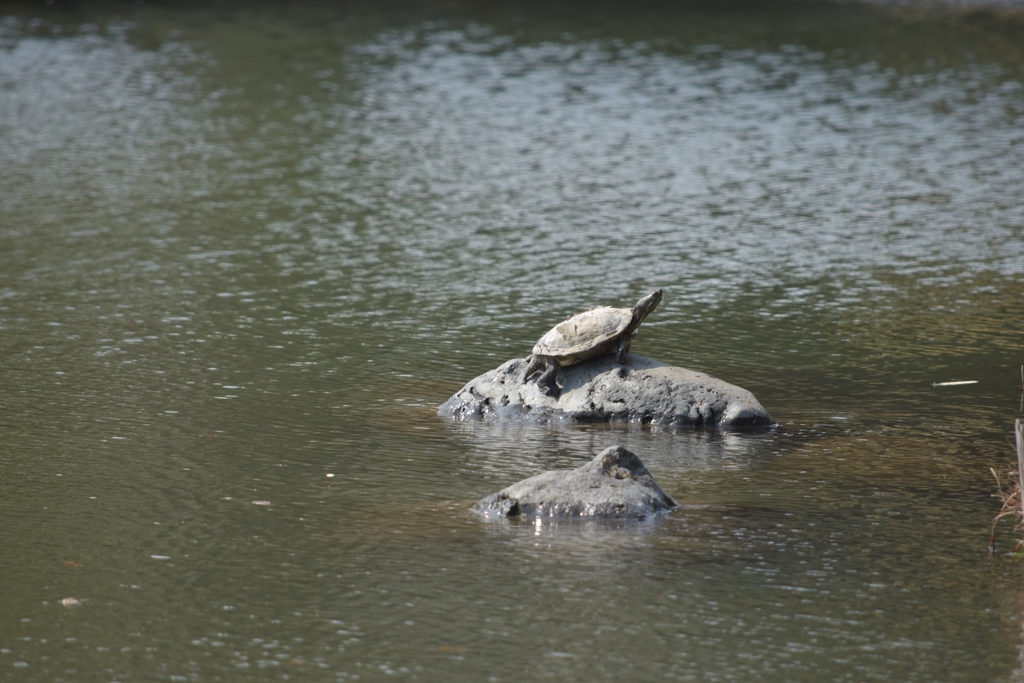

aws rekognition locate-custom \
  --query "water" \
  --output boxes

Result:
[2,0,1024,680]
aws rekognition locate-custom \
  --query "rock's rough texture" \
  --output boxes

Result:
[475,446,677,520]
[438,354,774,427]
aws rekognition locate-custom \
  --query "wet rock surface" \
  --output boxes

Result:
[438,354,774,427]
[475,446,678,520]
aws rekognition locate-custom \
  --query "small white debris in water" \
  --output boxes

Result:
[252,500,271,506]
[151,555,170,560]
[326,473,335,478]
[932,380,978,387]
[60,597,82,607]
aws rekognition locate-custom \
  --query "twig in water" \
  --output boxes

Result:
[990,466,1024,553]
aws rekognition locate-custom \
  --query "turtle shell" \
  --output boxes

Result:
[532,306,633,365]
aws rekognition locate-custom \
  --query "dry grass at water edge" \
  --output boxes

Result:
[990,419,1024,554]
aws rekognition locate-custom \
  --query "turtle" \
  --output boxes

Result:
[523,289,663,398]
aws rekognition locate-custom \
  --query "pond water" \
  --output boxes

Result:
[2,0,1024,680]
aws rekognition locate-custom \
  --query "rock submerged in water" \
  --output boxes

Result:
[438,354,774,427]
[475,446,677,520]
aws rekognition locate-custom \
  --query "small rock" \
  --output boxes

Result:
[439,354,774,427]
[475,445,677,520]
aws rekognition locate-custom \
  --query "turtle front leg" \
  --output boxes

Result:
[617,330,637,364]
[536,356,560,398]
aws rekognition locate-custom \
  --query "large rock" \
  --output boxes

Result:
[475,446,677,520]
[438,354,774,427]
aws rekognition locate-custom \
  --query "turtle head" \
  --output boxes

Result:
[633,289,663,322]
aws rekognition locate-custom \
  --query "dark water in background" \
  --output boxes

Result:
[1,0,1024,680]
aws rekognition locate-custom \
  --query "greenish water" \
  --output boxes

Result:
[2,1,1024,680]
